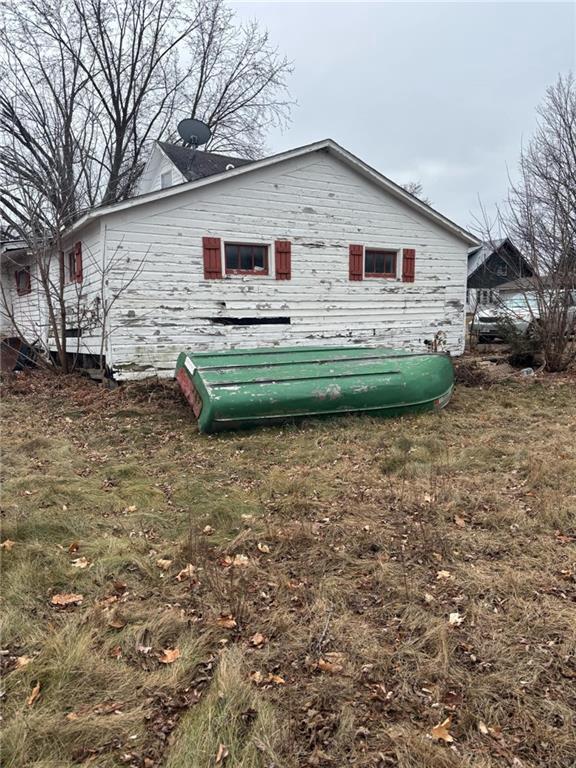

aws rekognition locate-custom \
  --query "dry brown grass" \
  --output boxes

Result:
[1,369,575,768]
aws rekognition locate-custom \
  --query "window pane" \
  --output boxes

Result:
[254,249,265,269]
[240,250,253,270]
[375,253,385,273]
[364,252,374,273]
[385,254,394,274]
[225,244,239,270]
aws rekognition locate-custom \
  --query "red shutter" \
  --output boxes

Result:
[402,248,416,282]
[349,244,363,281]
[74,241,83,283]
[202,237,222,279]
[274,240,291,280]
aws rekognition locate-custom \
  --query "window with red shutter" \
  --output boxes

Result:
[203,237,223,279]
[402,248,416,282]
[349,244,363,281]
[274,240,291,280]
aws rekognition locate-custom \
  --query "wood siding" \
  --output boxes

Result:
[103,151,467,379]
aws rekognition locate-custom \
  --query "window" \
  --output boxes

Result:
[160,170,172,189]
[364,249,397,278]
[479,289,498,305]
[67,250,76,282]
[65,243,83,283]
[15,267,31,296]
[224,243,269,275]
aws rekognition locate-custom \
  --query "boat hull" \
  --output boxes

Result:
[175,345,454,433]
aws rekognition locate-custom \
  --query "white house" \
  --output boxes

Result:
[0,139,478,379]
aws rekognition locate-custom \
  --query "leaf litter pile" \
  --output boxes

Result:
[1,371,575,768]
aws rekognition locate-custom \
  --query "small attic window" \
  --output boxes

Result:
[160,171,172,189]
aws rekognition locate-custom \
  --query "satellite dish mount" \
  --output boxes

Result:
[177,118,211,149]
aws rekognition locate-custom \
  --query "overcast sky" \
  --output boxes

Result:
[231,1,575,230]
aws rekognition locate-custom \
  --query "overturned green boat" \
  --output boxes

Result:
[175,345,454,433]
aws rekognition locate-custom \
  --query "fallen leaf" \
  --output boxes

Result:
[68,541,80,553]
[454,515,466,528]
[124,505,137,513]
[50,593,83,607]
[215,743,229,764]
[175,564,195,581]
[448,612,465,626]
[317,658,343,674]
[266,673,286,685]
[478,721,489,735]
[1,539,15,551]
[66,712,80,721]
[109,645,123,659]
[257,542,270,554]
[424,593,435,604]
[158,648,180,664]
[436,570,452,580]
[71,557,90,569]
[423,492,432,503]
[250,670,264,684]
[232,554,250,567]
[215,614,237,629]
[431,716,454,743]
[158,647,181,664]
[16,655,32,669]
[203,525,214,535]
[156,558,172,571]
[249,632,267,648]
[27,681,41,706]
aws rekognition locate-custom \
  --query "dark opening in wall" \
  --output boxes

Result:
[209,317,291,326]
[65,327,82,338]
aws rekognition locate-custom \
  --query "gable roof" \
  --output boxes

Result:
[158,143,253,182]
[467,238,532,278]
[64,139,480,246]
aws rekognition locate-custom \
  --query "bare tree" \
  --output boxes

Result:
[478,73,576,372]
[401,181,432,206]
[0,0,292,222]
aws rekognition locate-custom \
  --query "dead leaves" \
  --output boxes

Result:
[175,564,195,582]
[215,743,229,764]
[248,632,267,648]
[454,515,466,528]
[257,542,270,554]
[214,614,237,630]
[27,681,41,706]
[71,557,90,569]
[436,570,453,581]
[250,671,285,686]
[316,652,346,674]
[50,592,83,607]
[431,716,454,743]
[1,539,16,551]
[448,612,465,626]
[157,647,180,664]
[155,558,173,571]
[16,655,32,669]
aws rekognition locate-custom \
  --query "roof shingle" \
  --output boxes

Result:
[158,142,253,182]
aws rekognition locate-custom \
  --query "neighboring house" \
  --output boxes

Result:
[466,238,533,313]
[0,238,47,342]
[0,138,478,380]
[136,142,253,195]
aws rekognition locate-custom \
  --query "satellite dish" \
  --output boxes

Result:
[177,118,211,148]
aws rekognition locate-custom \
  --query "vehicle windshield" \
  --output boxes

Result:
[501,295,538,312]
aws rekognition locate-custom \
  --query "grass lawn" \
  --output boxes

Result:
[1,371,575,768]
